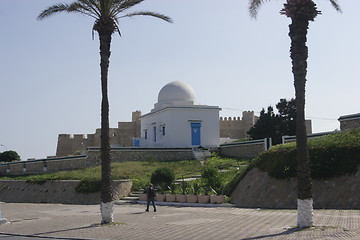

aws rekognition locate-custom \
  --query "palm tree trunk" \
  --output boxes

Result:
[99,31,114,224]
[288,7,313,228]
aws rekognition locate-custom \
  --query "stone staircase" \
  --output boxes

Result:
[120,190,143,203]
[192,148,211,160]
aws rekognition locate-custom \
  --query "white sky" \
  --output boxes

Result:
[1,0,358,161]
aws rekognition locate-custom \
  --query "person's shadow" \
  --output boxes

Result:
[240,227,305,240]
[129,211,148,215]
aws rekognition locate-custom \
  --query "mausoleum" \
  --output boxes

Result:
[139,81,221,148]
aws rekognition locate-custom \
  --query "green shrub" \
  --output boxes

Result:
[201,167,222,194]
[75,180,101,193]
[310,146,360,179]
[256,148,297,179]
[150,167,175,188]
[255,129,360,180]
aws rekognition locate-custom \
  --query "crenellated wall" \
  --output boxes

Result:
[56,111,141,156]
[219,111,258,139]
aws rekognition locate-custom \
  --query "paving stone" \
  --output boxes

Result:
[0,203,358,240]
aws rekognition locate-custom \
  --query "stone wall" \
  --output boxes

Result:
[56,111,142,157]
[219,111,258,139]
[219,139,267,159]
[0,180,132,205]
[231,167,360,209]
[87,147,194,163]
[0,155,93,176]
[339,113,360,131]
[0,148,194,176]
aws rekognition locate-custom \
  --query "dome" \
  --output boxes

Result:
[158,81,196,103]
[154,81,197,110]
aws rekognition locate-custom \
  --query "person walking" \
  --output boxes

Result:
[145,184,157,212]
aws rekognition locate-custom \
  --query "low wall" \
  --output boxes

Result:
[231,166,360,209]
[0,180,132,205]
[0,148,194,176]
[0,155,93,176]
[219,139,266,158]
[87,147,194,163]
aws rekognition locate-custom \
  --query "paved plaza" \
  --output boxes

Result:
[0,202,359,240]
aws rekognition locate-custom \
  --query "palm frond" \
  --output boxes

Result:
[110,0,143,17]
[68,2,98,19]
[119,11,173,23]
[78,0,102,18]
[329,0,342,13]
[37,4,70,20]
[249,0,269,18]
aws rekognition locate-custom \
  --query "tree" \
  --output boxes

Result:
[38,0,172,224]
[276,98,296,136]
[249,0,341,228]
[150,167,175,189]
[247,106,281,143]
[0,151,20,162]
[247,98,296,144]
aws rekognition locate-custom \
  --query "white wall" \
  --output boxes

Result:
[140,106,220,148]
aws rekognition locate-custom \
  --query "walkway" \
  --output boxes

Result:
[0,202,359,240]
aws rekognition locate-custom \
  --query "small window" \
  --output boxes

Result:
[162,126,166,136]
[153,127,157,142]
[144,130,148,140]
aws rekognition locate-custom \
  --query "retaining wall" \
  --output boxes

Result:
[219,139,267,158]
[0,180,132,205]
[231,166,360,209]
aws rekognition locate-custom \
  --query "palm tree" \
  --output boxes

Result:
[38,0,172,224]
[249,0,341,228]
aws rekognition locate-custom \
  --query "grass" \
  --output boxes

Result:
[0,155,252,194]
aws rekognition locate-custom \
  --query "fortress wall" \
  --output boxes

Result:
[220,117,243,139]
[56,134,90,157]
[116,122,137,147]
[0,179,132,204]
[220,111,257,139]
[219,140,266,159]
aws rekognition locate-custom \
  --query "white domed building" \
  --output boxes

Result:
[140,81,221,148]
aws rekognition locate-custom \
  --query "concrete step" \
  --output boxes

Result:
[122,196,139,201]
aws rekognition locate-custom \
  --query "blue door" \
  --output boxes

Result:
[191,123,201,146]
[133,138,140,147]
